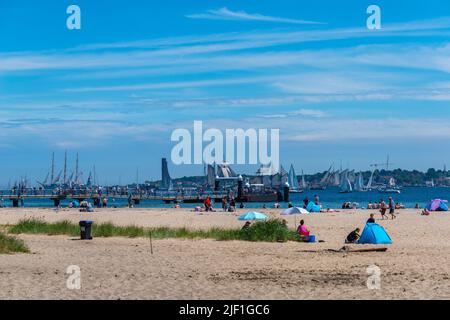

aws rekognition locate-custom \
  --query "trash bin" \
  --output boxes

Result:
[79,220,93,240]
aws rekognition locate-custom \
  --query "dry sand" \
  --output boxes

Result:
[0,207,449,299]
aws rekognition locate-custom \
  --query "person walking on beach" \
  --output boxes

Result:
[388,197,396,219]
[379,199,387,219]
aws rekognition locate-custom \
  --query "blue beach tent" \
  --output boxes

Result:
[426,199,448,211]
[238,212,268,221]
[358,223,392,244]
[306,202,321,213]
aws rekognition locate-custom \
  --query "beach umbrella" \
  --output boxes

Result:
[281,207,309,215]
[281,207,308,228]
[238,211,268,221]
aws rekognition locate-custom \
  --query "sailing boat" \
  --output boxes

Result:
[379,177,401,194]
[288,165,303,193]
[339,170,353,193]
[354,172,367,192]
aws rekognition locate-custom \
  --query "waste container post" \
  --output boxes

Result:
[79,220,93,240]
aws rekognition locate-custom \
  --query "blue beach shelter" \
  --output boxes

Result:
[358,223,392,244]
[306,202,321,212]
[238,212,268,221]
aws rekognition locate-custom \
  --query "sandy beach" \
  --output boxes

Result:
[0,207,449,299]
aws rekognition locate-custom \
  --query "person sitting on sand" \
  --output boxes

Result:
[297,220,310,242]
[342,202,351,209]
[242,221,251,230]
[421,208,431,216]
[367,213,375,224]
[314,195,320,205]
[367,202,373,209]
[397,202,405,209]
[303,197,309,209]
[239,202,245,209]
[345,228,361,244]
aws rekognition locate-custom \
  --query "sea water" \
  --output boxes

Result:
[3,186,449,209]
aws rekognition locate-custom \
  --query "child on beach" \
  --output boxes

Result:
[345,228,361,243]
[367,213,375,223]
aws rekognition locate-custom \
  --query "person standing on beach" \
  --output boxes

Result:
[388,197,396,219]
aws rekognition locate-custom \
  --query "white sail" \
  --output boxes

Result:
[339,171,353,193]
[333,170,340,186]
[288,165,300,190]
[389,177,396,187]
[354,172,364,191]
[366,170,374,189]
[347,177,353,192]
[301,170,307,189]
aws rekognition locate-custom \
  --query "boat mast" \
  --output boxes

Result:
[63,150,67,184]
[51,152,55,183]
[75,153,79,184]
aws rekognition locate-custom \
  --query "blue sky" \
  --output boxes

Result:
[0,0,450,185]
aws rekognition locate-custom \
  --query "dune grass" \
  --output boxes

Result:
[8,218,301,242]
[0,232,29,254]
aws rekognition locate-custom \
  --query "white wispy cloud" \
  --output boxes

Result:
[186,7,324,25]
